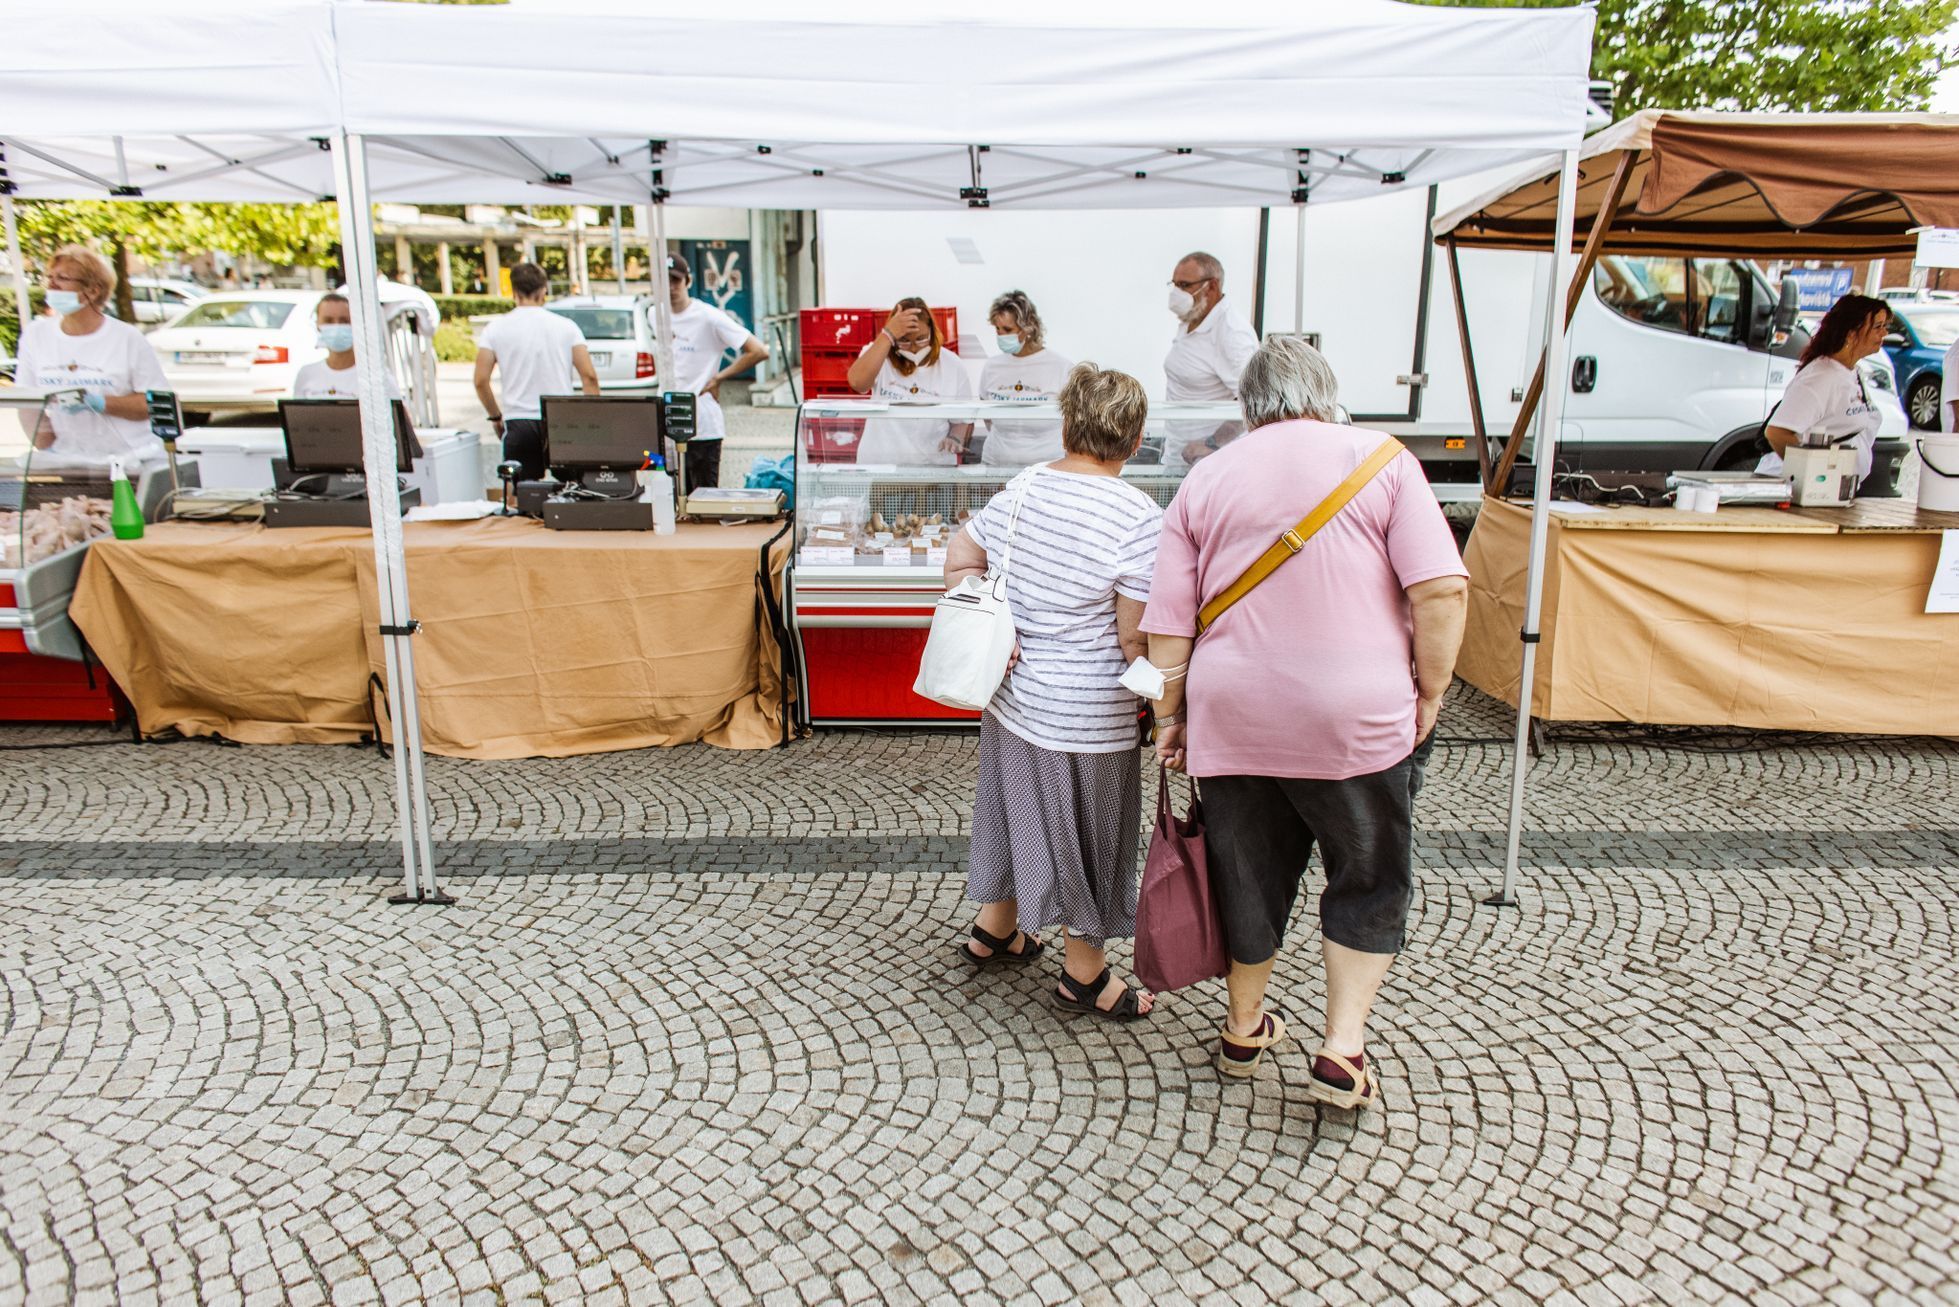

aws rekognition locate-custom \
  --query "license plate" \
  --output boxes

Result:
[175,351,232,365]
[590,352,611,366]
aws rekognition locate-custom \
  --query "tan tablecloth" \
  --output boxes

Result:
[1459,496,1959,735]
[69,517,791,757]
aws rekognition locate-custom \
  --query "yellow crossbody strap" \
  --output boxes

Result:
[1196,438,1405,634]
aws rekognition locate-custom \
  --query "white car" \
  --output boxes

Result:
[149,287,433,412]
[545,294,659,391]
[106,277,210,328]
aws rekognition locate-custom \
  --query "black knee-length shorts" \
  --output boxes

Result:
[1200,734,1434,961]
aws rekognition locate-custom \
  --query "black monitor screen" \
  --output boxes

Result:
[278,399,422,475]
[543,395,663,470]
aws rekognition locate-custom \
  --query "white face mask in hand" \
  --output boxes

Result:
[1119,655,1188,701]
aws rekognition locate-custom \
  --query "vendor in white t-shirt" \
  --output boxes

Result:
[1759,293,1888,485]
[978,290,1074,467]
[291,293,403,402]
[13,244,167,463]
[657,252,769,492]
[473,262,600,479]
[1160,250,1259,467]
[846,297,975,465]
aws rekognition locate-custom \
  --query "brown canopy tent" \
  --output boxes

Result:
[1437,109,1959,258]
[1428,109,1959,904]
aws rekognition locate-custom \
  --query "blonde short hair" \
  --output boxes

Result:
[48,245,116,311]
[1059,362,1148,461]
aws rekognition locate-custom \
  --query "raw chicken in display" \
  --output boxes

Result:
[0,497,114,567]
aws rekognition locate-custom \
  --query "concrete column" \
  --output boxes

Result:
[483,240,501,296]
[394,234,412,284]
[436,241,454,296]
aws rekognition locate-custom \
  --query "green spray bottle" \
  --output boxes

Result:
[109,457,145,541]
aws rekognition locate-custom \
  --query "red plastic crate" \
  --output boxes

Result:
[801,417,867,462]
[801,354,860,398]
[800,308,879,351]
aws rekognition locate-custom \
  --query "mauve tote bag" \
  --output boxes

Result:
[1133,766,1230,993]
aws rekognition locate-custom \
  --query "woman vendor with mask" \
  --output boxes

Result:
[846,296,974,465]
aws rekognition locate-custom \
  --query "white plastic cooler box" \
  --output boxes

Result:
[179,427,482,504]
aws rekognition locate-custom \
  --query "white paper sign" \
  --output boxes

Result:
[1918,228,1959,270]
[797,546,854,567]
[882,546,913,567]
[927,546,948,567]
[1927,530,1959,613]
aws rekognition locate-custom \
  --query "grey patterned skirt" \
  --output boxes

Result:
[966,712,1142,947]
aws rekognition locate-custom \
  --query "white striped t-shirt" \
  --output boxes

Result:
[966,467,1162,753]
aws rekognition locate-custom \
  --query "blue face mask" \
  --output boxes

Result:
[318,325,356,352]
[46,290,84,316]
[995,335,1023,356]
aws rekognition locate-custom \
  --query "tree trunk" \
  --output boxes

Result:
[110,239,137,324]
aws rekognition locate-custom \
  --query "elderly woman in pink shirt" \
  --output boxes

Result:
[1140,336,1468,1110]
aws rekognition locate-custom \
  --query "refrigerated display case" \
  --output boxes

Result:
[787,398,1246,725]
[2,389,177,720]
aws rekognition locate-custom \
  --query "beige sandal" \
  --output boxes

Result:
[1216,1011,1288,1078]
[1305,1049,1377,1110]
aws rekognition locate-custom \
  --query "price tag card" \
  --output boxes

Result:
[798,547,855,567]
[927,547,948,567]
[882,546,913,567]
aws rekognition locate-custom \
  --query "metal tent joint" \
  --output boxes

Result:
[379,620,421,638]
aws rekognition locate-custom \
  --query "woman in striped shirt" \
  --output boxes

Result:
[943,363,1162,1020]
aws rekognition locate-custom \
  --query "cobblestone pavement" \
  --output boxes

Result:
[2,687,1956,1305]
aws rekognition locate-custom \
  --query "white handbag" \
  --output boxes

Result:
[912,468,1038,711]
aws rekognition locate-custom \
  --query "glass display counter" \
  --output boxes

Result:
[788,398,1243,724]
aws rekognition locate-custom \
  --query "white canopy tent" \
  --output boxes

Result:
[2,0,1595,903]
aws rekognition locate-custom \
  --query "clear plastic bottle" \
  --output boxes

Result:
[640,459,677,534]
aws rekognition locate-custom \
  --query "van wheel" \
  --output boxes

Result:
[1907,375,1942,430]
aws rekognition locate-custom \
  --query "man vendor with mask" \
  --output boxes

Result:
[1160,250,1259,467]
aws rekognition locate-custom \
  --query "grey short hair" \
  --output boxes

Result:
[1178,250,1224,288]
[1238,336,1341,427]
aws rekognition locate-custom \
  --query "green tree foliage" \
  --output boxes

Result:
[16,202,338,269]
[1414,0,1957,114]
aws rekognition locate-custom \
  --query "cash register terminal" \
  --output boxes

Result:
[263,398,423,529]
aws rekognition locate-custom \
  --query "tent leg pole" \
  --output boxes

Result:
[2,195,28,335]
[1293,205,1306,334]
[1445,237,1492,491]
[1491,146,1580,911]
[612,208,626,295]
[331,129,445,907]
[648,193,680,491]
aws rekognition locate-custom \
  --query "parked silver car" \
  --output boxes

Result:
[545,295,658,391]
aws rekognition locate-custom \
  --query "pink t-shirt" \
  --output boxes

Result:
[1140,420,1466,780]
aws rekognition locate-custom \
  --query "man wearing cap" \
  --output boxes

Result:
[657,251,770,491]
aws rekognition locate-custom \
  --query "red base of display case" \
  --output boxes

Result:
[0,633,127,724]
[802,627,979,722]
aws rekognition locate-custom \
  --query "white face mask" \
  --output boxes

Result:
[1119,655,1188,701]
[897,347,929,365]
[1167,285,1196,318]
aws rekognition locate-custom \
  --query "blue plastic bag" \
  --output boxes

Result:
[745,453,795,509]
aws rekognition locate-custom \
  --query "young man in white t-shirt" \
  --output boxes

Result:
[658,252,769,491]
[291,293,403,401]
[472,262,600,478]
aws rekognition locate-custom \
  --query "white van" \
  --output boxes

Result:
[1395,252,1908,498]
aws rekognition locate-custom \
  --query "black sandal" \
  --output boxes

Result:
[960,923,1044,967]
[1051,967,1150,1021]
